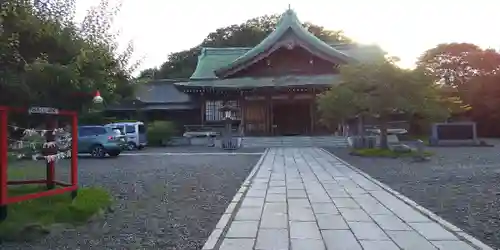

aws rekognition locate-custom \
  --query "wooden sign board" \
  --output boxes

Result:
[28,107,59,115]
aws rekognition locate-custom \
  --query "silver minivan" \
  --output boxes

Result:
[106,122,147,150]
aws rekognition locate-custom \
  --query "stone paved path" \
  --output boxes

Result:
[203,148,492,250]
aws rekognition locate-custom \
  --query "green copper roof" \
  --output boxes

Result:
[213,9,356,77]
[190,47,251,80]
[189,44,385,80]
[177,74,341,89]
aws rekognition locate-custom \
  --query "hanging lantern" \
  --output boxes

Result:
[93,90,104,104]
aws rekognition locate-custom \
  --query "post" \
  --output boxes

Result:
[45,118,56,190]
[200,95,205,126]
[70,114,78,199]
[0,108,8,221]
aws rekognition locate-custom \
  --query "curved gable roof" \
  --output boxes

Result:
[214,9,355,78]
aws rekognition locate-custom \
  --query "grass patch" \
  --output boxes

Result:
[0,164,112,241]
[351,148,434,158]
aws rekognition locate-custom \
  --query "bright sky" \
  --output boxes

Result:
[76,0,498,75]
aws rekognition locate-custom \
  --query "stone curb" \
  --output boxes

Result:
[202,148,269,250]
[319,148,494,250]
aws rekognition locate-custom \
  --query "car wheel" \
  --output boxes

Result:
[127,142,137,151]
[90,145,106,158]
[108,151,120,157]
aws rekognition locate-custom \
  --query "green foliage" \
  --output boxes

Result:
[78,112,116,125]
[351,148,434,158]
[0,0,138,111]
[317,60,456,149]
[0,184,111,241]
[138,14,352,79]
[146,121,177,146]
[417,43,500,136]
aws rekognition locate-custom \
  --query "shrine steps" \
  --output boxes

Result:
[241,136,349,148]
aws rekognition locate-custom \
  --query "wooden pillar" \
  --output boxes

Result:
[200,94,205,126]
[270,96,274,136]
[239,94,246,135]
[310,89,316,135]
[265,94,271,135]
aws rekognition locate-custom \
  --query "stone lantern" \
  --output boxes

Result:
[219,104,240,149]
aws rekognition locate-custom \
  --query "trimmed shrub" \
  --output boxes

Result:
[146,121,177,146]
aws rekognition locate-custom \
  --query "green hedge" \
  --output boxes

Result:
[146,121,177,146]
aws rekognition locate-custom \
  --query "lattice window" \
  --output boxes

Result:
[205,100,240,121]
[205,100,223,121]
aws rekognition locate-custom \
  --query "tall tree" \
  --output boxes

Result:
[318,60,454,149]
[0,0,138,110]
[147,14,352,79]
[417,43,500,136]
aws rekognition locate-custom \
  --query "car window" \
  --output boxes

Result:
[138,124,146,133]
[126,125,136,134]
[78,128,93,136]
[92,127,108,135]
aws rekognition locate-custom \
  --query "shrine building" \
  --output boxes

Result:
[107,9,385,136]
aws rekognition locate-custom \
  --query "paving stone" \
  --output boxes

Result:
[246,189,267,197]
[326,189,351,198]
[251,184,268,190]
[216,214,231,229]
[358,202,392,215]
[255,229,289,250]
[289,198,311,208]
[270,181,286,187]
[219,238,255,250]
[316,214,349,230]
[331,198,360,208]
[268,187,287,194]
[359,240,400,250]
[287,189,307,198]
[338,208,372,222]
[291,239,325,250]
[311,202,339,214]
[409,222,459,240]
[344,187,367,195]
[226,221,259,238]
[260,212,288,229]
[289,207,316,221]
[263,202,287,214]
[290,221,322,239]
[430,240,476,250]
[370,214,412,231]
[241,197,265,208]
[266,193,287,202]
[387,230,438,250]
[235,207,262,221]
[308,194,331,203]
[322,229,362,250]
[348,221,389,240]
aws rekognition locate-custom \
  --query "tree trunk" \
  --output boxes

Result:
[379,118,389,149]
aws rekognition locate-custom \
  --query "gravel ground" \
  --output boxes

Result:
[326,140,500,249]
[2,148,263,250]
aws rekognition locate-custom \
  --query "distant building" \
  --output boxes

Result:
[108,9,385,136]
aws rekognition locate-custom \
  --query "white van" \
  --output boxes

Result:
[106,122,147,150]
